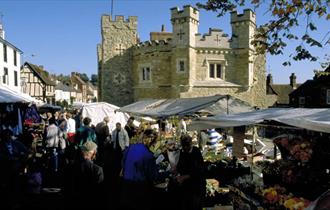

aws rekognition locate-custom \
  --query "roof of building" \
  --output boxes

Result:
[24,62,56,86]
[55,83,77,92]
[0,37,23,53]
[271,84,300,104]
[289,80,315,97]
[71,73,86,85]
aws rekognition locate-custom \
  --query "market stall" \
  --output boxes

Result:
[118,95,254,118]
[81,102,129,132]
[0,86,42,135]
[189,108,330,209]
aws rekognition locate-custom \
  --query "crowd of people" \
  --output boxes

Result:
[0,110,214,210]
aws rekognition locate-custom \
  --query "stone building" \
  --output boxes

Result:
[98,5,275,107]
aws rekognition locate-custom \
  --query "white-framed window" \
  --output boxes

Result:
[141,67,151,81]
[3,67,8,84]
[14,50,17,66]
[209,63,222,79]
[176,59,186,73]
[3,44,7,62]
[14,71,18,86]
[299,97,305,105]
[326,89,330,104]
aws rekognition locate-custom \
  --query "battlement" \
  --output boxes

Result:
[196,28,230,48]
[230,9,255,24]
[135,39,171,48]
[101,15,138,25]
[171,5,199,21]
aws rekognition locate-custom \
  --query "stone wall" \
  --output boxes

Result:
[98,15,137,106]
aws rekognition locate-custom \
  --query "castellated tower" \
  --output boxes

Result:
[230,9,258,87]
[97,15,137,106]
[171,5,199,47]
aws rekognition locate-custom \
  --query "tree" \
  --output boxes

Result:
[197,0,330,66]
[56,74,71,85]
[79,73,89,83]
[90,74,98,86]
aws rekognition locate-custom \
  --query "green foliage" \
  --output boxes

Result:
[90,74,98,86]
[197,0,330,65]
[79,73,89,83]
[56,74,71,85]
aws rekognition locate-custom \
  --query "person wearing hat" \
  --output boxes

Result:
[63,141,104,209]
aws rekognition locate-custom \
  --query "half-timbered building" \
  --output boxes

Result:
[21,62,56,104]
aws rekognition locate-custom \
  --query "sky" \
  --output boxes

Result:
[1,0,329,84]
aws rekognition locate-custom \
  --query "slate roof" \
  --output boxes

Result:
[289,80,315,97]
[0,37,23,53]
[24,62,56,86]
[270,84,300,104]
[55,83,77,92]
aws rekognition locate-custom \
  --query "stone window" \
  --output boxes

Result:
[142,67,151,81]
[3,67,8,84]
[176,59,186,73]
[209,63,222,79]
[327,89,330,105]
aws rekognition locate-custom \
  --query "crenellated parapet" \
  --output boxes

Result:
[230,9,256,26]
[196,28,230,48]
[133,39,172,55]
[170,5,199,23]
[101,15,137,29]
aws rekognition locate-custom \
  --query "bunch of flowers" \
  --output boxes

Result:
[262,185,286,204]
[289,141,313,163]
[283,197,310,210]
[206,179,221,197]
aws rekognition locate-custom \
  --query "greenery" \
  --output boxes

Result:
[197,0,330,66]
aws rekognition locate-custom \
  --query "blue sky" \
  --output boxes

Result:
[1,0,329,84]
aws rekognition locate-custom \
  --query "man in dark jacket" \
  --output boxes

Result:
[175,134,206,210]
[64,141,104,209]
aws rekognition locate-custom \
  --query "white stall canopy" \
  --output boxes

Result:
[82,102,129,132]
[118,95,254,118]
[0,85,41,104]
[189,108,330,133]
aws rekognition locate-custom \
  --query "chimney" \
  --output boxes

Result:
[290,73,296,88]
[161,24,165,32]
[39,65,44,69]
[266,74,273,94]
[266,74,273,86]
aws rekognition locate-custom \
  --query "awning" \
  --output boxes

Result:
[0,85,40,103]
[118,95,254,118]
[189,108,330,133]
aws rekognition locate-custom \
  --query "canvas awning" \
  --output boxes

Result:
[0,85,40,103]
[82,102,130,131]
[189,108,330,133]
[118,95,254,118]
